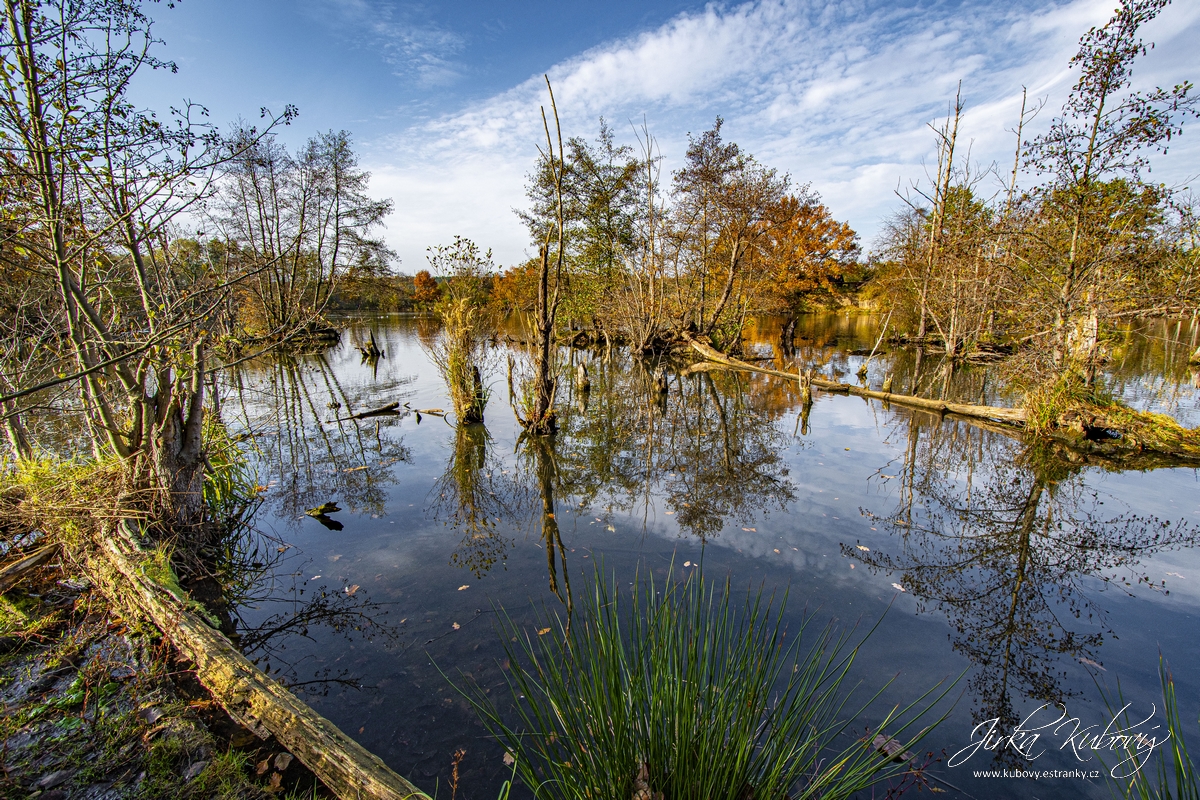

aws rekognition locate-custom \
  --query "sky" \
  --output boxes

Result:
[131,0,1200,272]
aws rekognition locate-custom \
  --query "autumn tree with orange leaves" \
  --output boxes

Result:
[757,195,860,311]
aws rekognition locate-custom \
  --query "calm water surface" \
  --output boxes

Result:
[220,313,1200,799]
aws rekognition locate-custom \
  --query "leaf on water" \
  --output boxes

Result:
[330,554,342,562]
[503,752,515,766]
[345,584,360,596]
[1079,657,1106,671]
[606,525,615,532]
[856,545,870,551]
[742,527,756,532]
[683,561,692,567]
[891,583,906,592]
[343,465,368,473]
[773,549,780,554]
[310,575,321,580]
[665,511,675,515]
[881,474,897,479]
[452,622,461,630]
[276,545,290,553]
[458,585,470,591]
[537,627,551,636]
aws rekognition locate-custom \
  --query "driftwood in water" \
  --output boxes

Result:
[357,331,383,360]
[0,543,58,595]
[87,521,430,800]
[337,402,400,421]
[686,337,1027,425]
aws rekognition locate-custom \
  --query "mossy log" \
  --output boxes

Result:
[88,520,430,800]
[0,543,58,595]
[686,337,1028,425]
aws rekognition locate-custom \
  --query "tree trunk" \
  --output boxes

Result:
[150,342,207,528]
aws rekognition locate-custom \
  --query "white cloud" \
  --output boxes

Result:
[366,0,1200,271]
[317,0,466,87]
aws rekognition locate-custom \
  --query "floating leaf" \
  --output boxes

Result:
[503,752,515,766]
[606,524,615,532]
[891,583,905,592]
[458,585,470,591]
[683,561,692,567]
[452,622,461,630]
[345,584,360,596]
[1079,657,1106,671]
[742,527,757,532]
[773,549,780,554]
[856,545,870,552]
[537,627,552,636]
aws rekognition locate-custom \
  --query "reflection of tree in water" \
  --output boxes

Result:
[223,353,412,523]
[552,350,796,541]
[427,422,572,613]
[847,414,1198,765]
[200,527,404,698]
[521,433,573,615]
[429,424,524,578]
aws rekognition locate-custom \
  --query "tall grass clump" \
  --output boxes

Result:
[1022,369,1101,436]
[201,413,259,523]
[431,296,490,424]
[1102,657,1199,800]
[464,569,950,800]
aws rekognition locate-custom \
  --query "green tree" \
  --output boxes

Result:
[1023,0,1197,377]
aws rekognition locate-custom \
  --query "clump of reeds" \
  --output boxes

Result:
[201,412,259,524]
[1101,656,1199,800]
[1022,369,1100,436]
[431,297,489,425]
[464,569,948,800]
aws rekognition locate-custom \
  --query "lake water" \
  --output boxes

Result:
[220,312,1200,799]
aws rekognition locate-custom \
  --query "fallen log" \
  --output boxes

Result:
[86,520,430,800]
[686,337,1028,426]
[337,401,401,421]
[0,543,59,595]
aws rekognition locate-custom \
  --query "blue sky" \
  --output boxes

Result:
[133,0,1200,272]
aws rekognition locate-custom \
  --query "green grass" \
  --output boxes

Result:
[1103,657,1199,800]
[461,567,952,800]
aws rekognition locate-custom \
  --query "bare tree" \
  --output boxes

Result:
[0,0,289,526]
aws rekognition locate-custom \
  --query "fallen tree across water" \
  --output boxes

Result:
[85,520,431,800]
[686,336,1200,466]
[686,336,1028,425]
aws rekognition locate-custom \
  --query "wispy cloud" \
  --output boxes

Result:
[318,0,466,87]
[367,0,1200,271]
